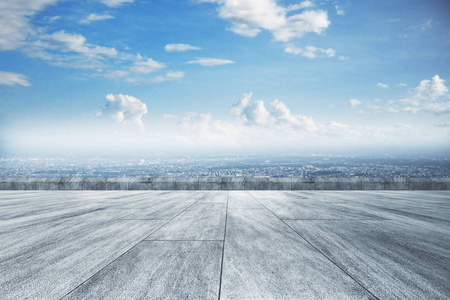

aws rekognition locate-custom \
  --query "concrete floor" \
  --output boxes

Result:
[0,191,449,299]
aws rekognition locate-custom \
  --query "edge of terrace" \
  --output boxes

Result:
[0,177,449,190]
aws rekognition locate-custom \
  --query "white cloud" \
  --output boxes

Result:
[229,93,317,131]
[384,75,449,115]
[397,83,407,87]
[338,55,349,60]
[270,99,317,132]
[347,99,361,107]
[422,102,450,115]
[414,75,448,100]
[130,58,166,73]
[197,0,330,42]
[0,71,31,86]
[186,57,234,66]
[47,16,60,23]
[285,44,335,58]
[40,30,117,58]
[0,0,60,50]
[165,44,201,52]
[229,92,252,121]
[148,71,185,84]
[335,5,345,16]
[100,0,133,7]
[245,100,271,125]
[101,94,148,131]
[79,14,114,24]
[377,82,389,88]
[286,1,314,12]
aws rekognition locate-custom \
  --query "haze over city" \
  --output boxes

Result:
[1,0,449,157]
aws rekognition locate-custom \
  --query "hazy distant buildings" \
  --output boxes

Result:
[1,155,449,178]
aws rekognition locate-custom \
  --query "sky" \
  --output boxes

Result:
[0,0,449,156]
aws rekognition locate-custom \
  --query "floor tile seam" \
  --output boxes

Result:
[58,234,162,299]
[377,208,450,223]
[227,208,267,210]
[59,193,211,299]
[247,192,381,300]
[0,216,143,264]
[141,239,224,242]
[119,218,173,220]
[280,218,389,221]
[217,191,229,300]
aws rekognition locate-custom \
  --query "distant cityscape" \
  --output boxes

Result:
[1,155,449,178]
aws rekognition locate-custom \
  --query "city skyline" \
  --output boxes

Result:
[1,0,449,156]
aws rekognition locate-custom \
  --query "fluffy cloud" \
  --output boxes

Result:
[421,102,450,115]
[130,57,166,73]
[148,71,185,84]
[414,75,448,100]
[79,14,114,24]
[42,30,117,57]
[287,1,314,12]
[197,0,330,42]
[100,0,133,7]
[0,1,166,83]
[383,75,449,115]
[377,82,389,88]
[347,99,361,107]
[284,44,335,58]
[186,57,234,66]
[165,44,201,52]
[270,99,318,132]
[0,0,59,50]
[0,71,30,86]
[101,94,148,131]
[230,93,318,131]
[168,93,432,151]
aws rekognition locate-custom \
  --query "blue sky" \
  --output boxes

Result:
[0,0,449,156]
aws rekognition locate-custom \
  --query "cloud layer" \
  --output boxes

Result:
[198,0,330,42]
[186,57,234,66]
[101,94,148,131]
[79,14,114,24]
[0,71,31,86]
[165,44,201,52]
[387,75,449,114]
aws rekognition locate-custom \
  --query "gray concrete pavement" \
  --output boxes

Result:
[0,191,449,299]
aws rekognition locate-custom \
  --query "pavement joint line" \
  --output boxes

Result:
[142,240,224,242]
[247,192,381,300]
[280,218,387,221]
[120,218,173,220]
[58,192,210,299]
[217,191,229,300]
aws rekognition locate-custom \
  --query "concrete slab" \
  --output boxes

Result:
[220,209,373,299]
[286,218,450,299]
[147,202,227,240]
[122,197,199,219]
[228,191,265,209]
[251,191,385,220]
[63,241,223,300]
[0,190,449,299]
[0,218,165,299]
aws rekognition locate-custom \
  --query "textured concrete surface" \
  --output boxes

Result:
[0,190,449,299]
[1,177,449,190]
